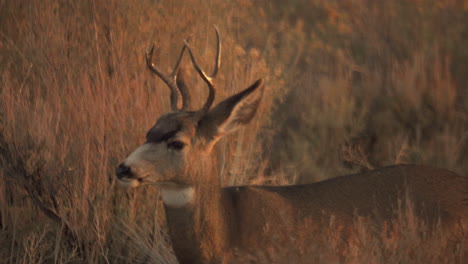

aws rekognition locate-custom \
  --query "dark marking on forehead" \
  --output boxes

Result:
[146,128,180,143]
[145,112,188,143]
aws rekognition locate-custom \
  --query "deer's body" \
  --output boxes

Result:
[116,29,468,263]
[228,165,468,226]
[162,164,468,263]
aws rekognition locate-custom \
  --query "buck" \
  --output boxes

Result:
[116,29,468,263]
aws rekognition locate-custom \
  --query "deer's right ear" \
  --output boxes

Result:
[198,79,264,143]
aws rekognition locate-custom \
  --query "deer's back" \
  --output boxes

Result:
[225,165,468,234]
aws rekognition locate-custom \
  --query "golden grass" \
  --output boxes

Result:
[1,0,467,263]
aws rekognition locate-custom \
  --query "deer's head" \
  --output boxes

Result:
[116,28,264,189]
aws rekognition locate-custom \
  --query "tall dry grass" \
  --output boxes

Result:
[0,0,467,263]
[0,0,289,262]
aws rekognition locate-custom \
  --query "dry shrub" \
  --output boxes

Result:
[271,0,468,181]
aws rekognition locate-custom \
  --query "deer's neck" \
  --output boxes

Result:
[161,179,234,264]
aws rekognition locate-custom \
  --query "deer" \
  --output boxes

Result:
[116,28,468,264]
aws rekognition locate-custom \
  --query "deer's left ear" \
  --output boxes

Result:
[197,79,264,142]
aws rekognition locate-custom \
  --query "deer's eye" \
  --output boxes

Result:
[168,141,185,150]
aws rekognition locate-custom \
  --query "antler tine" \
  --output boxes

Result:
[212,26,221,77]
[185,26,221,117]
[170,36,192,77]
[145,40,191,111]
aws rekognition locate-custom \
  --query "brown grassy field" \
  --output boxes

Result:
[1,0,467,263]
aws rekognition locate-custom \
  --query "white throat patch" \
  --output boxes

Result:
[161,186,195,208]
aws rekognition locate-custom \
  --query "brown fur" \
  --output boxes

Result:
[161,161,468,264]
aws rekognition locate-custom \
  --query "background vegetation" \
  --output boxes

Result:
[0,0,467,263]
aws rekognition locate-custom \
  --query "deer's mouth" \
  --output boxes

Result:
[116,163,156,187]
[116,177,142,188]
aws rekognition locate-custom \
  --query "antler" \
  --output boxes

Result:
[145,38,191,111]
[185,26,221,117]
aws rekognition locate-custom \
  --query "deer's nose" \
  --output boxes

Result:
[116,163,131,178]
